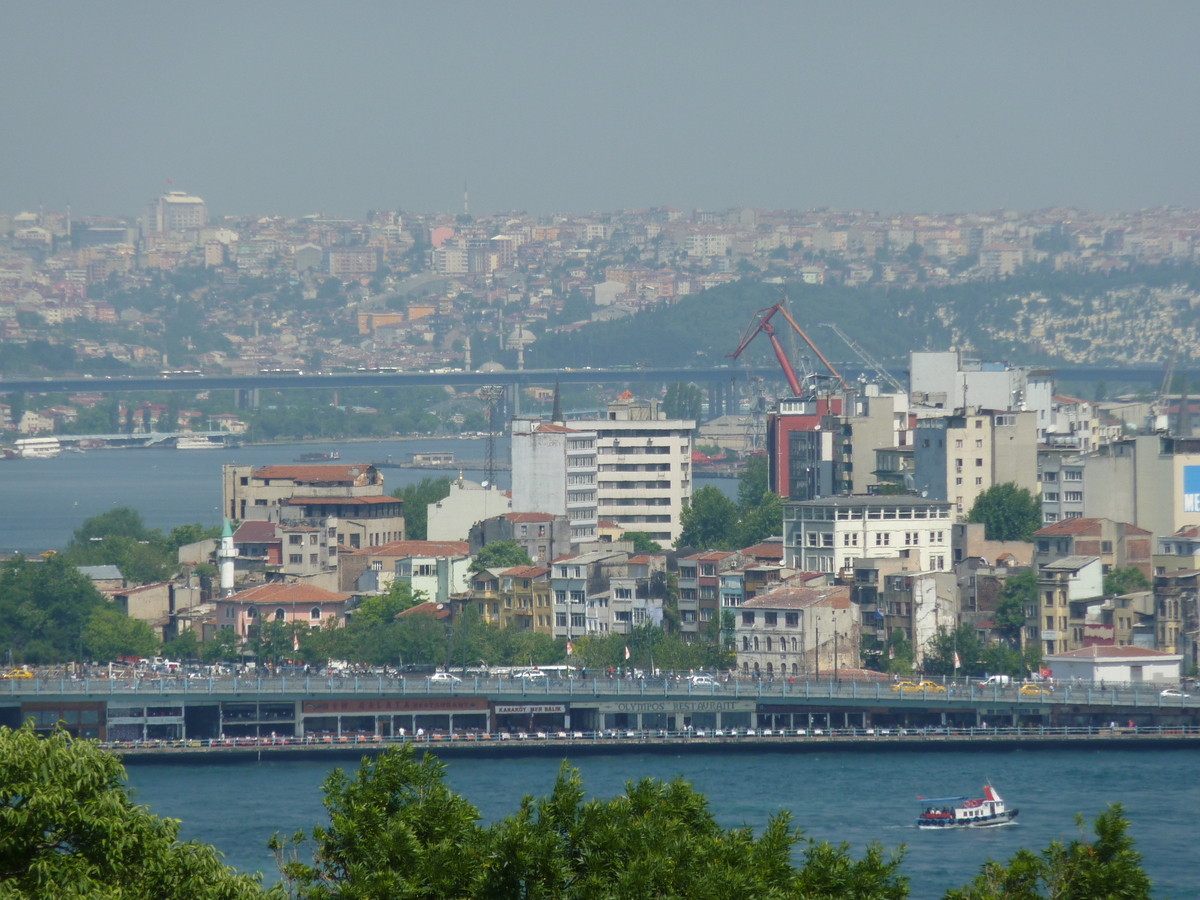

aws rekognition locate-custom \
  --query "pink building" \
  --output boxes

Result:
[215,581,350,639]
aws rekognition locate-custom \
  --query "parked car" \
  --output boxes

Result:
[1160,688,1190,698]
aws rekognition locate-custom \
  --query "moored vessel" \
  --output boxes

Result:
[917,784,1017,829]
[14,437,62,458]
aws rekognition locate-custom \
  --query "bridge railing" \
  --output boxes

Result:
[6,674,1198,709]
[97,722,1200,753]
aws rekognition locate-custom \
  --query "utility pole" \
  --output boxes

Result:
[479,385,505,487]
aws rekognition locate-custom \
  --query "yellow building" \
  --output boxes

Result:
[462,565,554,633]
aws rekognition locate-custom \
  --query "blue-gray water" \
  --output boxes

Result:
[0,436,738,553]
[125,748,1198,899]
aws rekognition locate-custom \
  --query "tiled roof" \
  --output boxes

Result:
[504,512,556,522]
[354,540,470,558]
[742,584,850,610]
[503,565,551,578]
[397,601,451,620]
[740,541,784,561]
[253,464,374,483]
[233,521,277,543]
[224,582,350,605]
[535,423,577,433]
[1035,518,1102,536]
[285,495,400,506]
[1041,555,1099,571]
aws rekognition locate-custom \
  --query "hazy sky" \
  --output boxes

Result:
[3,1,1199,219]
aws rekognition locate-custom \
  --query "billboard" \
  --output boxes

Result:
[1184,466,1200,513]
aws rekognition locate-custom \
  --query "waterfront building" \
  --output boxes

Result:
[1029,556,1103,655]
[460,565,553,632]
[1042,644,1183,683]
[783,495,953,575]
[222,463,404,550]
[734,583,859,677]
[678,551,748,639]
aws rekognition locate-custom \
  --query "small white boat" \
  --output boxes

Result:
[917,784,1017,829]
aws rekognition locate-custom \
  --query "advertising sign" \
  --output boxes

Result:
[493,704,566,715]
[302,697,487,714]
[1184,465,1200,512]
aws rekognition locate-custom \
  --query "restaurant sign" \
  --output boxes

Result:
[493,704,566,715]
[302,697,488,714]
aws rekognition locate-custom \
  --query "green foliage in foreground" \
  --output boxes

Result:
[0,726,274,899]
[2,727,1157,900]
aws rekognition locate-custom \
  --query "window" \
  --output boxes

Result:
[556,612,567,626]
[975,419,983,429]
[955,439,963,448]
[765,612,777,626]
[1064,491,1083,502]
[309,534,318,545]
[807,532,819,547]
[224,606,234,618]
[742,611,755,625]
[743,636,751,651]
[569,590,585,603]
[274,608,286,621]
[289,554,302,564]
[975,439,983,448]
[843,533,858,546]
[245,606,257,619]
[1044,471,1057,482]
[975,458,983,467]
[821,533,833,547]
[975,477,983,485]
[1044,492,1059,502]
[1101,541,1113,553]
[785,612,799,626]
[1038,540,1050,551]
[289,534,303,545]
[310,554,318,565]
[1063,470,1082,481]
[310,607,322,620]
[875,533,890,546]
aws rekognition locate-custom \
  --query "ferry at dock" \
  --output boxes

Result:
[13,437,62,459]
[917,784,1017,829]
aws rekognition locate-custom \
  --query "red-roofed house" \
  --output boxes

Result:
[735,584,859,677]
[216,581,350,640]
[342,540,473,603]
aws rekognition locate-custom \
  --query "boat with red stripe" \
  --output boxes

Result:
[916,784,1017,829]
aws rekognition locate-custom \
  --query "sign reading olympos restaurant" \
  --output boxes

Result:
[594,699,756,714]
[302,697,488,714]
[493,704,567,715]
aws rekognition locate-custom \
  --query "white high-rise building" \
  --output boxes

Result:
[577,395,694,545]
[148,191,207,234]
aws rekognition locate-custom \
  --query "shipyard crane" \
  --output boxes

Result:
[821,323,907,394]
[727,300,849,396]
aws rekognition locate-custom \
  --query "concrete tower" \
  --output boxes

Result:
[218,518,236,597]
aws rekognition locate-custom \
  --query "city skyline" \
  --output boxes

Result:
[3,2,1200,217]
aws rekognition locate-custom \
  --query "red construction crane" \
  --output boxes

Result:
[727,301,848,395]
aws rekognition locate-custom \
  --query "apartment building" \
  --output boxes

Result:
[222,463,404,550]
[572,395,694,544]
[1033,518,1152,579]
[465,565,553,633]
[548,549,631,641]
[783,496,954,575]
[678,551,748,638]
[734,583,858,677]
[342,540,472,604]
[511,420,599,542]
[1028,556,1103,655]
[849,559,957,664]
[468,512,570,567]
[913,408,1038,515]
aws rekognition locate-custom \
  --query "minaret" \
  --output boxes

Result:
[551,378,564,425]
[218,518,236,597]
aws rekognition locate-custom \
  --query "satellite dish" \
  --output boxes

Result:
[480,480,489,488]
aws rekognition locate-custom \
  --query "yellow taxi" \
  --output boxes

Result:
[916,680,947,693]
[2,669,33,680]
[1019,683,1051,697]
[892,681,922,692]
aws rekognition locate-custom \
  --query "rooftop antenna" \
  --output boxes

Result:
[479,385,505,487]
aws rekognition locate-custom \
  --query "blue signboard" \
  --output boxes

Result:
[1184,466,1200,512]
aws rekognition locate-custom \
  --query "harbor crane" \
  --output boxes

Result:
[821,323,907,394]
[728,299,849,396]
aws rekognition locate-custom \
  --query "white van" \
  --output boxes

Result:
[979,675,1011,687]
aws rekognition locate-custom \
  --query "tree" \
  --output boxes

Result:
[995,570,1036,644]
[966,483,1042,542]
[83,606,160,662]
[736,491,783,547]
[0,555,106,664]
[677,485,739,550]
[1104,567,1151,596]
[275,744,910,900]
[163,628,200,661]
[737,454,770,510]
[921,624,984,677]
[0,725,272,899]
[469,541,532,573]
[663,382,702,423]
[390,476,452,541]
[946,805,1151,900]
[353,581,425,625]
[202,626,243,663]
[624,531,663,553]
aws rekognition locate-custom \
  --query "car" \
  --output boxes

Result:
[514,669,546,680]
[689,675,716,687]
[428,672,461,684]
[892,681,922,692]
[2,669,33,680]
[1160,688,1190,698]
[1019,684,1051,697]
[915,681,947,693]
